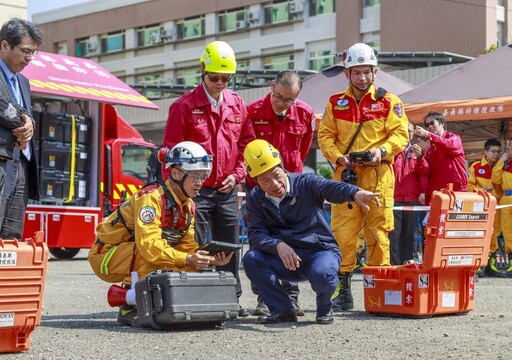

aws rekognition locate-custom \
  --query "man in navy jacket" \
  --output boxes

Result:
[242,139,379,325]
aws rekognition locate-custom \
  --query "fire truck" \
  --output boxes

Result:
[19,51,158,259]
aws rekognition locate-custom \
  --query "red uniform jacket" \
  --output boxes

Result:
[162,84,255,188]
[424,130,467,204]
[246,93,314,186]
[393,144,429,202]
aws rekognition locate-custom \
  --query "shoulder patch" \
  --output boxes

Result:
[393,103,404,117]
[139,206,156,223]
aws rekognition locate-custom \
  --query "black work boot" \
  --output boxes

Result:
[505,253,512,278]
[485,251,502,277]
[331,272,354,311]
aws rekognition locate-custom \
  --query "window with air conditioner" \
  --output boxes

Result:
[137,24,162,46]
[219,7,247,32]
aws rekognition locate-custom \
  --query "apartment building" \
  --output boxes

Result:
[1,0,27,26]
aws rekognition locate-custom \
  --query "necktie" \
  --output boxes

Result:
[11,75,22,105]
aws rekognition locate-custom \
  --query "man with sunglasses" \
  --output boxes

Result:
[413,112,467,205]
[0,18,42,239]
[163,41,255,317]
[245,70,315,317]
[88,141,233,326]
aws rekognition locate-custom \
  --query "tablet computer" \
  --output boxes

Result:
[199,241,242,255]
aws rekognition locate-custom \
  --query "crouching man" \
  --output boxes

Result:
[88,141,232,326]
[242,139,379,325]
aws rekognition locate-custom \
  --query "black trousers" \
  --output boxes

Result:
[389,201,418,265]
[0,155,29,239]
[193,186,242,297]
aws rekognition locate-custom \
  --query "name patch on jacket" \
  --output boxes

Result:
[192,109,204,115]
[334,98,350,111]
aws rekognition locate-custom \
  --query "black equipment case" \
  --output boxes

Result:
[135,270,238,329]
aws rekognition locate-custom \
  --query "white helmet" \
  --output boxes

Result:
[158,141,213,171]
[344,43,378,69]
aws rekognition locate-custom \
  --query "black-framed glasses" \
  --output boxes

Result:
[15,45,38,58]
[272,90,296,105]
[425,121,436,127]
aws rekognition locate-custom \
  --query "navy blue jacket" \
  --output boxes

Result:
[246,173,359,256]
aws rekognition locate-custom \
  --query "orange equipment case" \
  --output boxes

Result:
[362,186,496,317]
[0,232,48,353]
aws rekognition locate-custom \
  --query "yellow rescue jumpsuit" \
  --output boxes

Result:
[88,180,198,285]
[467,157,502,254]
[318,84,409,273]
[492,159,512,255]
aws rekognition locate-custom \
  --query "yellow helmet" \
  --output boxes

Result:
[199,41,237,74]
[244,139,282,178]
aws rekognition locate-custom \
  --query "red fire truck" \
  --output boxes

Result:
[19,51,158,259]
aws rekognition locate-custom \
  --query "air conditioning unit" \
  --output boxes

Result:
[289,0,304,14]
[248,10,260,22]
[86,39,98,53]
[150,32,161,44]
[236,20,247,30]
[161,28,175,41]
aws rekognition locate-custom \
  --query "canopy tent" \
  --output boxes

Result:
[21,51,158,110]
[299,63,414,117]
[400,44,512,161]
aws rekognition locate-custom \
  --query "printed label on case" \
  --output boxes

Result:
[0,252,17,266]
[0,313,15,327]
[384,290,402,305]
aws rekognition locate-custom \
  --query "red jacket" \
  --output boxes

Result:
[246,93,314,185]
[393,144,429,202]
[162,85,255,188]
[424,130,467,204]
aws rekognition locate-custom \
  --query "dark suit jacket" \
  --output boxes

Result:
[17,73,39,201]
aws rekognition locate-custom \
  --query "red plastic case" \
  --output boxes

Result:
[0,232,48,353]
[362,187,495,317]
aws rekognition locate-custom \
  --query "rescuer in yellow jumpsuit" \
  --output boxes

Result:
[88,141,232,325]
[467,139,502,276]
[317,43,409,310]
[492,140,512,277]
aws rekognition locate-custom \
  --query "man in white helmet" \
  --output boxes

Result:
[317,43,409,311]
[88,141,233,326]
[163,40,256,317]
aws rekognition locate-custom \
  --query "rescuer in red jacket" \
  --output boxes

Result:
[414,112,467,204]
[162,41,255,317]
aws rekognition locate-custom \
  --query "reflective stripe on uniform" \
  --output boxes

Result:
[100,245,118,275]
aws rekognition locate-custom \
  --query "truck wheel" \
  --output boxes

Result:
[49,247,81,260]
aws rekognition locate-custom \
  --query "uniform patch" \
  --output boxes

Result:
[337,99,349,107]
[139,206,156,223]
[477,168,486,175]
[4,103,17,119]
[192,109,204,115]
[393,103,404,117]
[371,103,384,111]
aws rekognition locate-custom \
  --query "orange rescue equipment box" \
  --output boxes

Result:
[362,186,496,317]
[0,232,48,353]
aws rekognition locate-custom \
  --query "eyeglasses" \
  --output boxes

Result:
[15,45,38,58]
[272,90,296,105]
[206,73,232,83]
[487,149,501,154]
[425,121,436,127]
[181,169,210,183]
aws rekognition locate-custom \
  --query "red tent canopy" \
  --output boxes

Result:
[21,51,158,110]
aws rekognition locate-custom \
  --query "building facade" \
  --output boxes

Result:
[1,0,27,26]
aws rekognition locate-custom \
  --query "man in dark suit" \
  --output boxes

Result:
[0,18,43,239]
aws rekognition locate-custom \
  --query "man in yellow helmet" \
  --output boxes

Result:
[317,43,409,311]
[242,139,379,325]
[162,41,255,317]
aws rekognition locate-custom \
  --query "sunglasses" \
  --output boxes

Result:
[206,73,232,83]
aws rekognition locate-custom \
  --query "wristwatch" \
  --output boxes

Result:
[378,146,387,158]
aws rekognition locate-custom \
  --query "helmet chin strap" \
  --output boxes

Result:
[171,169,191,198]
[349,68,375,93]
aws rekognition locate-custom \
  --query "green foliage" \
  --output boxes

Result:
[317,165,333,180]
[484,43,498,54]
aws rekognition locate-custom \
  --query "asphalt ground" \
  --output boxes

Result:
[2,250,512,359]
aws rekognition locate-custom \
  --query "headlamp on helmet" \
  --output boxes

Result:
[243,139,282,178]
